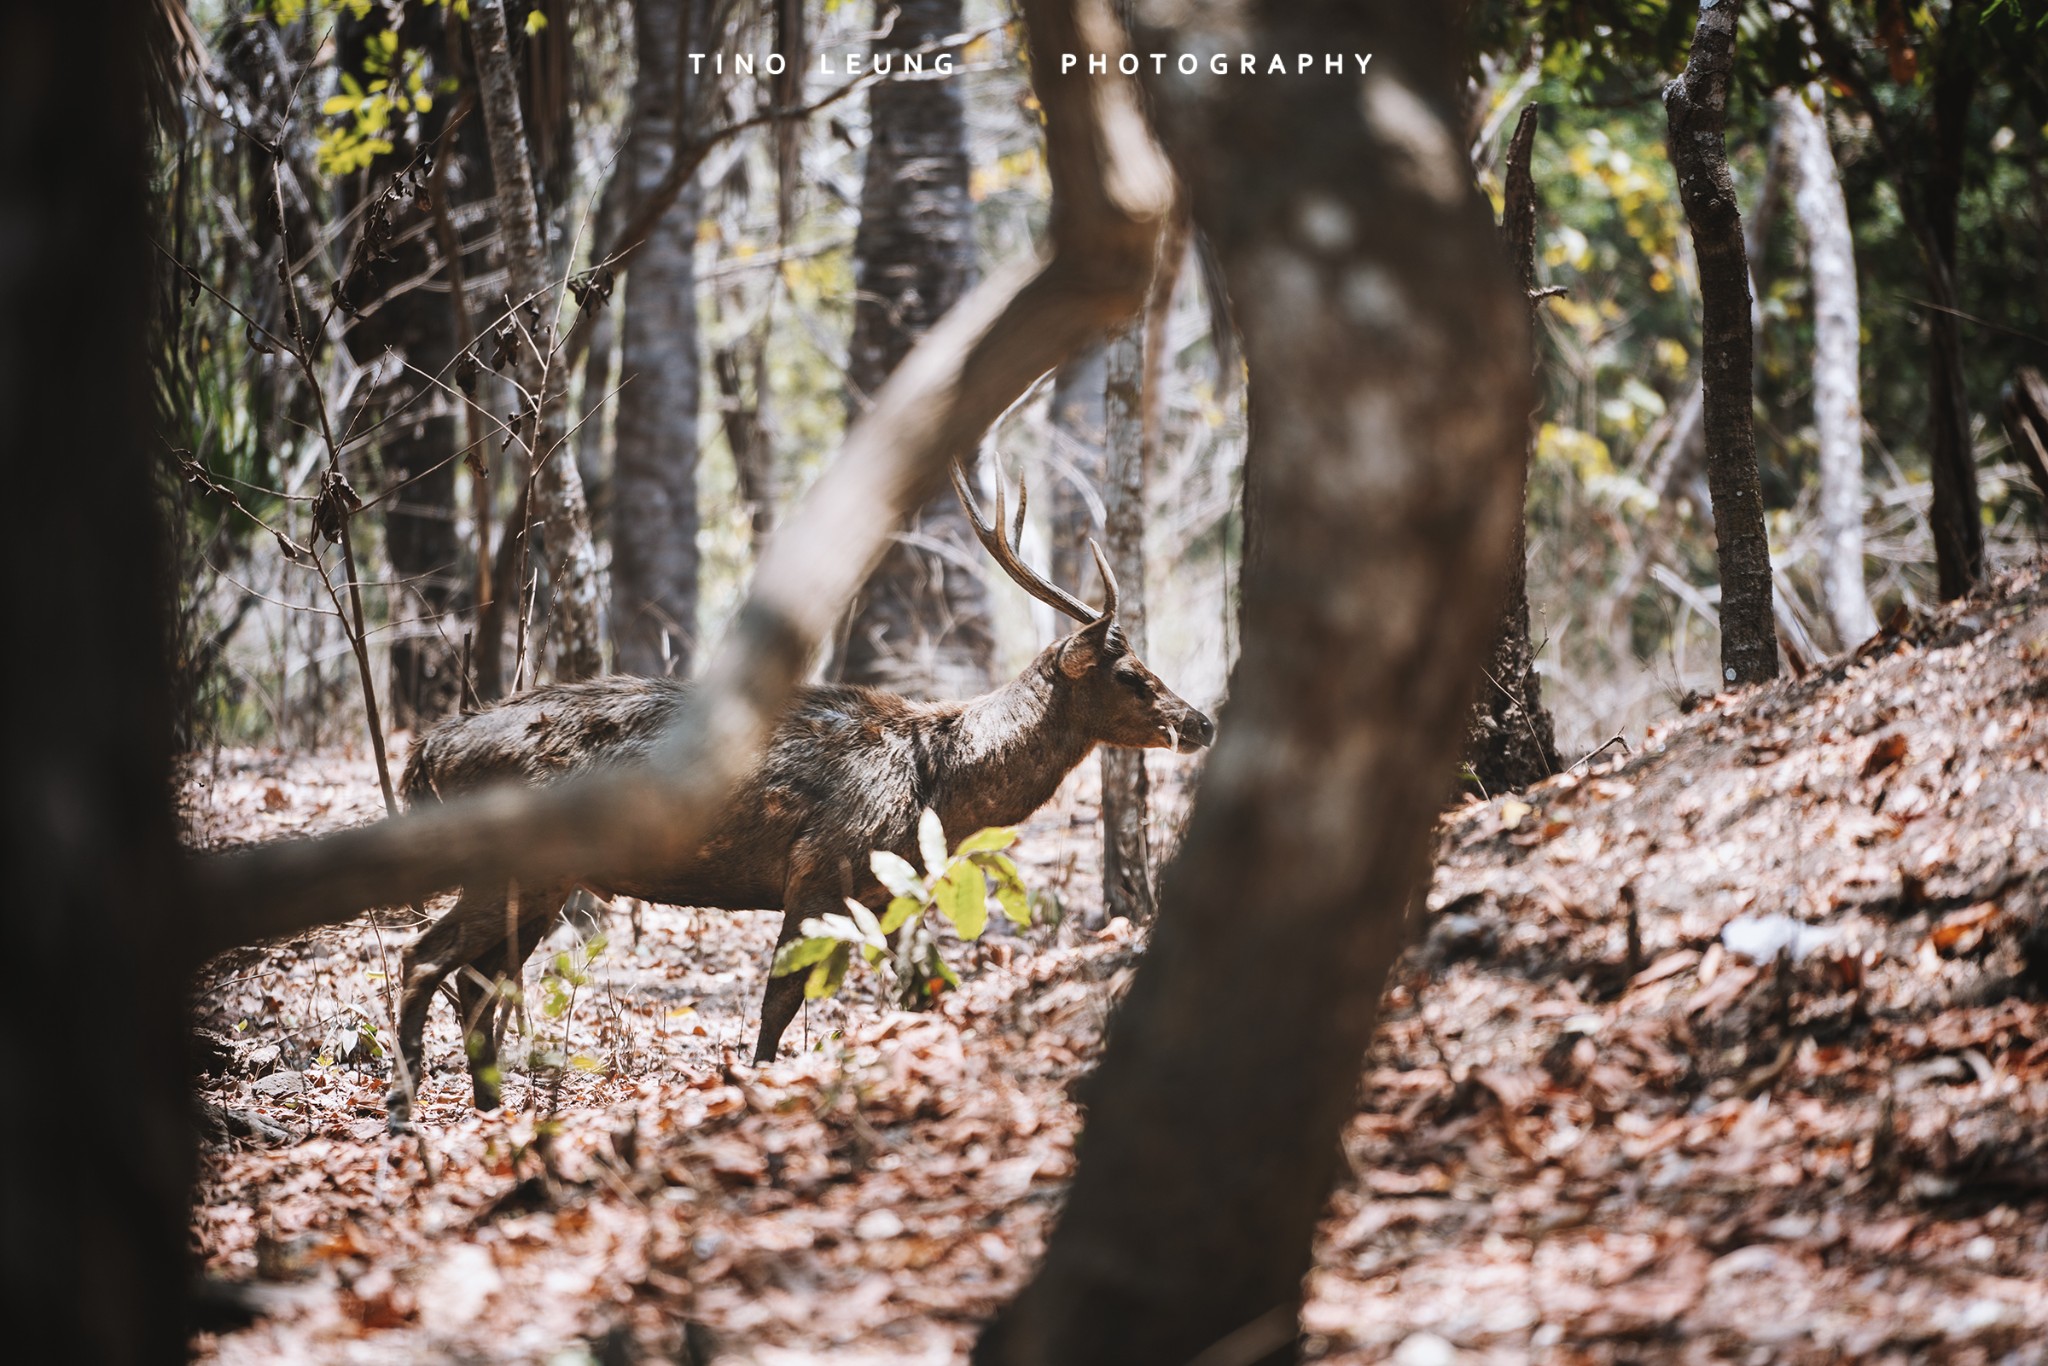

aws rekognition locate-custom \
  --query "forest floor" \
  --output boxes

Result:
[188,565,2048,1365]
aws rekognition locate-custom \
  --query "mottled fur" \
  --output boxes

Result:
[387,615,1212,1124]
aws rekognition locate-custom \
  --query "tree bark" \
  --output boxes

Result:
[714,338,777,555]
[5,3,194,1356]
[470,0,605,682]
[975,3,1531,1360]
[335,14,474,729]
[1664,0,1780,687]
[1923,21,1982,599]
[1099,326,1153,920]
[1780,87,1878,647]
[612,0,704,677]
[1466,103,1561,795]
[1047,343,1109,606]
[838,0,995,699]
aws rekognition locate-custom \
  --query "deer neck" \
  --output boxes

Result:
[930,659,1094,835]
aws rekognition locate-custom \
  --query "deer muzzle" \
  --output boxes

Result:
[1169,708,1216,752]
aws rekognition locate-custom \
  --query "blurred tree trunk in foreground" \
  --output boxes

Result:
[1779,87,1878,648]
[838,0,993,698]
[612,0,705,677]
[2,2,194,1359]
[977,2,1532,1359]
[1466,104,1561,795]
[1665,0,1780,687]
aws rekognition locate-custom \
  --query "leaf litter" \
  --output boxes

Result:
[190,567,2048,1362]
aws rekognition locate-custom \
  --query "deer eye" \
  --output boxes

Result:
[1115,666,1150,695]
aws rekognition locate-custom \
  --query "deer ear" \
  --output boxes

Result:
[1056,617,1113,679]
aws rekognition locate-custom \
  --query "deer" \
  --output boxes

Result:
[384,463,1214,1126]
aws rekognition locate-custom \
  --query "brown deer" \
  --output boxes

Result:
[386,465,1213,1125]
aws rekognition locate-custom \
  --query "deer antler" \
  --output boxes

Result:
[952,460,1116,625]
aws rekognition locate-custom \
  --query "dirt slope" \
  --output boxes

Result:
[188,567,2048,1364]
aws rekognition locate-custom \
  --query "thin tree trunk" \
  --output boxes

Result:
[470,0,605,681]
[976,2,1532,1358]
[337,15,469,728]
[7,2,194,1356]
[714,338,777,555]
[1100,326,1152,921]
[612,0,704,677]
[576,155,632,540]
[1923,23,1982,599]
[838,0,993,699]
[1780,87,1878,646]
[1664,0,1780,687]
[1467,103,1561,794]
[1047,343,1109,606]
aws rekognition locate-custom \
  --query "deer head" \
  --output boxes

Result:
[954,462,1215,754]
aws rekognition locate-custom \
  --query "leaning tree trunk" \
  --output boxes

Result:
[1100,326,1153,921]
[1466,104,1562,795]
[470,0,605,681]
[5,3,194,1358]
[1923,27,1982,600]
[1664,0,1780,687]
[975,3,1531,1360]
[612,0,704,677]
[838,0,993,698]
[1047,343,1109,605]
[1780,87,1878,646]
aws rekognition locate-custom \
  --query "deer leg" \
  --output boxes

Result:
[451,966,504,1112]
[754,905,810,1064]
[451,882,573,1112]
[388,883,507,1129]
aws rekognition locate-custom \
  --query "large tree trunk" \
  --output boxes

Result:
[5,3,194,1357]
[611,0,704,677]
[1780,88,1879,646]
[1664,0,1780,687]
[1047,344,1109,605]
[470,0,605,682]
[1099,326,1153,920]
[1466,104,1561,795]
[1923,25,1982,600]
[976,4,1531,1360]
[838,0,994,699]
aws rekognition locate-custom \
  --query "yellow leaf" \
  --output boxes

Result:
[1500,799,1534,831]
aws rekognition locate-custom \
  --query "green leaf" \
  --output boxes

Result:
[798,913,866,943]
[878,894,923,934]
[953,826,1018,855]
[524,8,548,34]
[871,850,924,899]
[843,897,885,945]
[805,942,852,999]
[934,867,988,941]
[928,950,962,991]
[918,808,949,877]
[978,852,1032,926]
[773,935,839,977]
